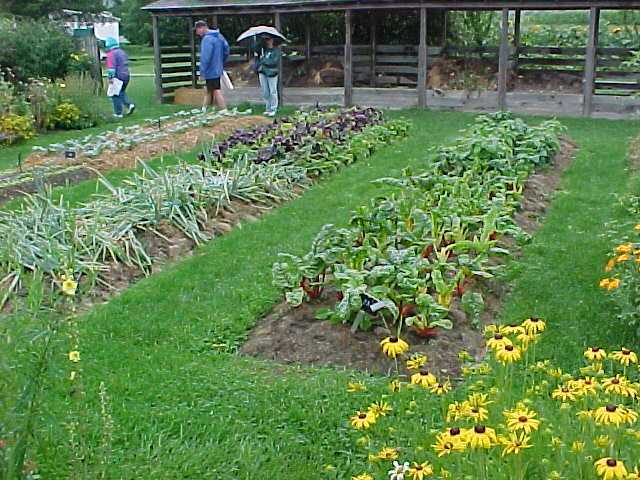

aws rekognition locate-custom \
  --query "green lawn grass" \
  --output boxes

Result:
[2,110,639,478]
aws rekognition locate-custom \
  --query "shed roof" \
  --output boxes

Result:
[143,0,640,14]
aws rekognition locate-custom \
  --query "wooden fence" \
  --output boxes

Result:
[158,43,640,101]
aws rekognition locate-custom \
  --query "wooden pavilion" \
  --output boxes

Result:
[143,0,640,117]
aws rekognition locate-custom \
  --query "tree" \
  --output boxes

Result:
[2,0,104,18]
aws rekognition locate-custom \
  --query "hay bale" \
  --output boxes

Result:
[174,87,205,106]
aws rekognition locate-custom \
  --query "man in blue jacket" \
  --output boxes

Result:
[195,20,229,112]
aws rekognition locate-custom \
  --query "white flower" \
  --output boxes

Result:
[388,461,410,480]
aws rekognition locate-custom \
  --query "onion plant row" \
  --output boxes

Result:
[273,112,565,337]
[0,107,409,309]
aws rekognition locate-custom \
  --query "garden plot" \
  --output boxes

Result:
[0,107,409,314]
[245,113,573,376]
[0,109,269,205]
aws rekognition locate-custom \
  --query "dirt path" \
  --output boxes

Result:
[240,138,577,377]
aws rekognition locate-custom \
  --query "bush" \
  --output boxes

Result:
[26,78,64,131]
[51,102,82,130]
[0,17,75,80]
[60,72,105,128]
[0,71,29,117]
[0,113,35,144]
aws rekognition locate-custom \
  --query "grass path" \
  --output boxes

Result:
[5,111,638,478]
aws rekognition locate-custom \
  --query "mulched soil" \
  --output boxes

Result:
[0,116,270,206]
[240,138,577,377]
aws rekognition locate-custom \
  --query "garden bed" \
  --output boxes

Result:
[242,119,576,377]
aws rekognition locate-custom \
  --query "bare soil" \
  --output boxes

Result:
[240,138,577,377]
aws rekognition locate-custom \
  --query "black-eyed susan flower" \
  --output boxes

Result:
[464,425,497,449]
[446,401,471,422]
[584,347,607,362]
[594,404,627,427]
[551,385,576,402]
[351,474,373,480]
[602,375,637,398]
[467,393,493,408]
[61,274,78,296]
[499,432,532,456]
[375,446,398,460]
[467,405,490,422]
[577,409,594,422]
[347,381,367,393]
[502,324,525,336]
[521,317,546,334]
[368,400,392,418]
[616,254,631,263]
[569,377,599,396]
[380,336,409,358]
[595,434,611,448]
[627,466,640,479]
[571,441,585,453]
[516,331,538,349]
[620,405,638,425]
[432,431,466,457]
[486,333,512,351]
[504,405,540,433]
[430,381,451,395]
[407,461,433,479]
[387,461,410,480]
[406,353,427,370]
[610,348,638,366]
[411,370,437,388]
[350,410,376,429]
[496,344,522,364]
[594,457,627,480]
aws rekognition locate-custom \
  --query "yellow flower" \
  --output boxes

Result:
[432,429,466,456]
[569,377,599,396]
[374,446,398,460]
[468,393,492,408]
[406,353,428,370]
[516,331,539,349]
[407,461,433,479]
[68,351,80,363]
[595,435,611,448]
[620,405,638,424]
[411,370,437,388]
[594,404,627,427]
[577,409,594,421]
[352,474,373,480]
[380,336,409,358]
[457,350,474,362]
[504,405,540,433]
[496,344,522,364]
[550,436,563,448]
[467,405,489,422]
[486,333,512,351]
[368,400,392,418]
[616,243,633,254]
[627,466,640,479]
[551,385,576,402]
[61,274,78,296]
[610,348,638,366]
[350,410,376,429]
[521,317,546,334]
[594,457,627,479]
[600,278,621,290]
[571,441,585,453]
[499,431,532,456]
[430,381,451,395]
[446,401,472,422]
[605,258,616,272]
[581,362,605,376]
[585,347,607,362]
[502,324,525,336]
[347,381,367,393]
[602,375,637,398]
[389,379,402,392]
[69,370,77,381]
[464,425,497,449]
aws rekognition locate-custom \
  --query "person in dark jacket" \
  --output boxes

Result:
[105,37,135,119]
[195,20,230,113]
[254,36,281,117]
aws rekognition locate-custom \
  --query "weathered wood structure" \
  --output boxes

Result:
[143,0,640,117]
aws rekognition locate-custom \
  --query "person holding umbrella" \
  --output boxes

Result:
[254,35,282,117]
[195,20,229,113]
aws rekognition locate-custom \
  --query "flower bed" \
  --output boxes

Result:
[0,107,409,310]
[341,321,639,480]
[272,112,564,338]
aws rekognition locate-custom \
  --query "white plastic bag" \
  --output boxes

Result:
[107,78,123,97]
[221,71,234,90]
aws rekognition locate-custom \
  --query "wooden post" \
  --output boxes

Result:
[513,9,521,74]
[497,8,510,111]
[344,10,353,106]
[208,14,218,27]
[152,15,163,103]
[583,7,600,116]
[369,11,377,87]
[188,16,197,88]
[417,7,428,108]
[442,10,448,46]
[305,20,312,61]
[274,12,284,107]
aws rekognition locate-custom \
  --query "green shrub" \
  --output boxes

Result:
[26,78,64,131]
[0,113,35,144]
[60,72,105,128]
[0,17,75,80]
[0,72,29,117]
[51,102,82,130]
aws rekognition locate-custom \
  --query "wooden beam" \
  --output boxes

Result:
[274,12,284,106]
[304,19,312,62]
[442,10,448,46]
[513,9,521,73]
[344,10,353,106]
[583,7,600,116]
[369,11,377,87]
[497,8,510,111]
[152,15,164,103]
[417,7,428,108]
[188,16,197,88]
